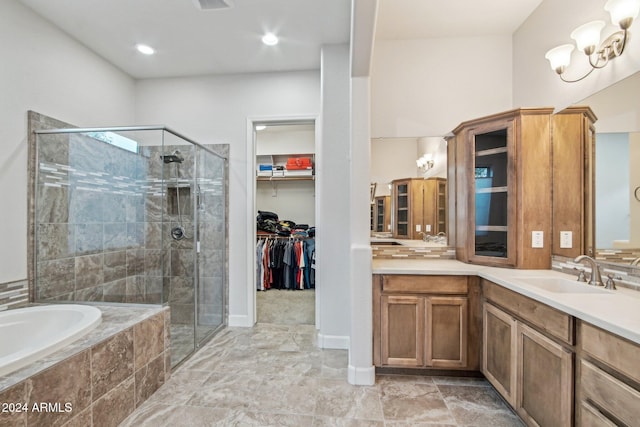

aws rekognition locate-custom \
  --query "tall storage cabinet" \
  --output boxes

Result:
[373,195,391,233]
[449,107,595,269]
[391,178,447,240]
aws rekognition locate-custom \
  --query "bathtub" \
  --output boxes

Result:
[0,304,101,377]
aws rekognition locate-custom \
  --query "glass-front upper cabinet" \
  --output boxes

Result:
[473,127,509,258]
[468,119,516,266]
[393,180,410,238]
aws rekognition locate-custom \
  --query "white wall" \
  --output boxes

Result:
[370,138,418,196]
[371,35,513,138]
[513,0,640,111]
[256,181,315,225]
[134,71,320,326]
[0,0,135,284]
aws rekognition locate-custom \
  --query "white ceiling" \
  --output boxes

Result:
[19,0,544,80]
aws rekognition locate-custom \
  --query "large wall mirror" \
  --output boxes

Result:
[576,72,640,266]
[370,136,448,243]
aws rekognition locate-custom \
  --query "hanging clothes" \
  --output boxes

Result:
[256,237,315,291]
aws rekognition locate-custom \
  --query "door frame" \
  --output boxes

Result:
[245,115,319,326]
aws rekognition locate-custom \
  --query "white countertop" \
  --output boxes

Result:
[373,259,640,345]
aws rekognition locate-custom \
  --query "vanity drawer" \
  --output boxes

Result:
[382,275,467,294]
[580,321,640,384]
[580,360,640,426]
[482,280,573,345]
[579,401,617,427]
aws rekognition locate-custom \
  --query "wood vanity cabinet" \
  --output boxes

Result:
[391,178,446,240]
[482,280,574,427]
[373,274,480,371]
[449,107,595,268]
[576,321,640,426]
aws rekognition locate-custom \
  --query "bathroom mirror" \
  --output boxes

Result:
[574,72,640,266]
[370,136,447,240]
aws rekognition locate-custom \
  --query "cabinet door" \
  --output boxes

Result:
[482,303,517,406]
[380,295,425,366]
[392,181,411,238]
[426,297,467,368]
[468,119,516,266]
[517,322,573,427]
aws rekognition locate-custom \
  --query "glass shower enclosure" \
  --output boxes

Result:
[32,124,227,367]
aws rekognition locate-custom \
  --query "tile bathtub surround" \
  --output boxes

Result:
[0,279,28,311]
[0,305,170,427]
[121,324,523,427]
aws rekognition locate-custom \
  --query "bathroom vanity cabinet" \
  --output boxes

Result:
[372,274,481,371]
[576,321,640,426]
[390,178,446,240]
[448,107,595,269]
[482,279,573,427]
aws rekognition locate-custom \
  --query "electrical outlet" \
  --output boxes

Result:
[425,224,432,232]
[416,224,421,232]
[560,231,573,248]
[532,231,544,248]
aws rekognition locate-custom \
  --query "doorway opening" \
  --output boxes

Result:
[250,118,317,326]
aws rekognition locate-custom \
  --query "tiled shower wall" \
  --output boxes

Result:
[28,112,228,324]
[34,125,166,303]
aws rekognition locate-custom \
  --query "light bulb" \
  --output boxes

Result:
[545,44,575,73]
[262,33,278,46]
[570,21,605,54]
[605,0,640,29]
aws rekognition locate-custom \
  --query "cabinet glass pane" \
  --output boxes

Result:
[474,128,508,258]
[397,224,408,236]
[398,209,408,222]
[397,195,408,209]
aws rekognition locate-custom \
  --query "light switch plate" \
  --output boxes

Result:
[416,224,421,232]
[425,224,432,232]
[560,231,573,248]
[532,231,544,248]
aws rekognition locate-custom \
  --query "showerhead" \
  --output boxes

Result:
[161,150,184,164]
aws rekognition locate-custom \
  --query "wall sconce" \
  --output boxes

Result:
[545,0,640,83]
[417,153,434,171]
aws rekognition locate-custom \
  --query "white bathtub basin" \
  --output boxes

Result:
[0,304,101,377]
[518,277,612,294]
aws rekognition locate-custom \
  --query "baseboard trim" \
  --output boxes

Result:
[317,333,350,349]
[228,314,253,327]
[348,364,376,385]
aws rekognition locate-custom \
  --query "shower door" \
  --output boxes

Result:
[194,145,226,345]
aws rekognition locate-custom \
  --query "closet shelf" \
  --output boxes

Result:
[257,176,315,182]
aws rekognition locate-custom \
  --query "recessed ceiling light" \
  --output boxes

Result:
[136,44,155,55]
[261,33,278,46]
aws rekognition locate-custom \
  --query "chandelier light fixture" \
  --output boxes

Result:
[545,0,640,83]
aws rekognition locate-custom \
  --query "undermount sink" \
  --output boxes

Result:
[517,277,612,294]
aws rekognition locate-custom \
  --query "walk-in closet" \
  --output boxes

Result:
[255,122,316,325]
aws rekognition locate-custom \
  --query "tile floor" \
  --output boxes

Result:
[120,323,524,426]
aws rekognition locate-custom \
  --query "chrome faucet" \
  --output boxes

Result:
[573,255,603,286]
[418,231,432,242]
